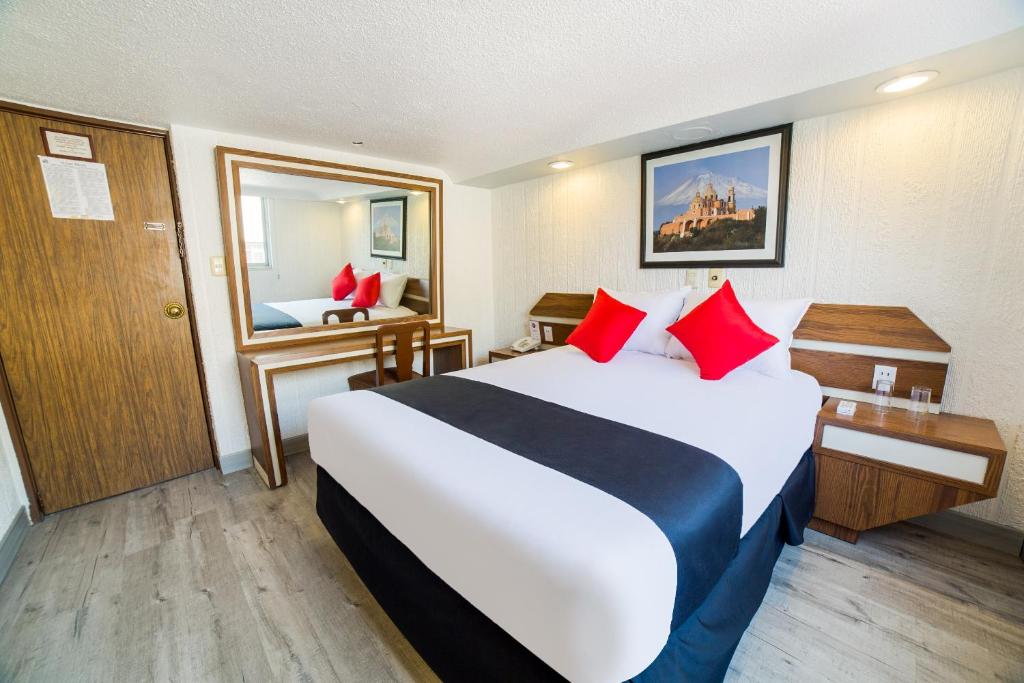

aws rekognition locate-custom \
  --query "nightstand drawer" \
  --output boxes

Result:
[820,424,989,484]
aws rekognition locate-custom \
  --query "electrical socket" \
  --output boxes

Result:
[872,364,897,389]
[707,268,725,288]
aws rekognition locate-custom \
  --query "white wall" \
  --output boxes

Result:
[0,411,28,537]
[171,125,493,452]
[248,198,346,303]
[490,68,1024,531]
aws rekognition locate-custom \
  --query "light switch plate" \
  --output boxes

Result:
[872,364,897,389]
[210,256,226,276]
[707,268,725,288]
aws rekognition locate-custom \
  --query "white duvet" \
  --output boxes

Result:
[308,346,821,682]
[263,297,416,327]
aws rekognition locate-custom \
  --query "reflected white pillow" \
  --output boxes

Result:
[354,269,409,308]
[604,288,691,356]
[665,290,812,378]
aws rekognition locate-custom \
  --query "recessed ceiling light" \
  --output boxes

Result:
[351,141,364,146]
[672,125,714,142]
[548,160,574,170]
[335,199,347,204]
[876,70,938,94]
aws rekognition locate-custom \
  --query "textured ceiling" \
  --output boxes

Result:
[1,1,1022,182]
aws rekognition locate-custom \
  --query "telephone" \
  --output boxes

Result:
[511,337,541,353]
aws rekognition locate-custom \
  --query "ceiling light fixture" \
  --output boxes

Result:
[672,125,715,142]
[548,160,574,170]
[409,190,424,196]
[335,199,347,204]
[351,141,364,146]
[875,70,938,94]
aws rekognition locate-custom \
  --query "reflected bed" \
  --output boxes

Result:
[252,297,418,331]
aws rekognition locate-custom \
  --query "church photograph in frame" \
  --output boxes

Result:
[641,124,791,268]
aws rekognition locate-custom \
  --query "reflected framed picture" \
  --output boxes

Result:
[640,124,791,268]
[369,196,407,260]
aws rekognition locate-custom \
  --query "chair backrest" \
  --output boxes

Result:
[375,320,432,385]
[322,307,369,325]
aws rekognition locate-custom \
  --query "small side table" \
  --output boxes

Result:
[488,346,541,363]
[809,398,1006,543]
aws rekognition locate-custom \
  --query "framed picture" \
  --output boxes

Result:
[369,196,407,260]
[641,124,791,268]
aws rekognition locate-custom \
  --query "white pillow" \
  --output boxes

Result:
[605,288,691,356]
[354,268,409,308]
[665,290,812,378]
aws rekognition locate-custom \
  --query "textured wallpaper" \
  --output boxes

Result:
[491,68,1024,531]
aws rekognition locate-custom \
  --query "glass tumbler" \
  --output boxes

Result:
[909,385,932,414]
[874,379,894,412]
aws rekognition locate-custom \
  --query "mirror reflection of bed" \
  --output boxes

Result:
[238,167,431,332]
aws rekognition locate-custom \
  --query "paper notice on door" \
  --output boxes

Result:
[38,156,115,221]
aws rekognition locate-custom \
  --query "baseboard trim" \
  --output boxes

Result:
[0,507,28,586]
[219,449,254,475]
[908,509,1024,559]
[219,434,310,476]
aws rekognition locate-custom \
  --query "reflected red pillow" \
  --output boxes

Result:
[352,272,381,307]
[665,280,778,380]
[566,288,647,363]
[331,264,356,301]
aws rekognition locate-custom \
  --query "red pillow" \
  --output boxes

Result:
[331,264,356,300]
[352,271,381,307]
[566,288,647,363]
[665,280,778,380]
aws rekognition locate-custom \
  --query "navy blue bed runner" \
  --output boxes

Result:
[251,303,303,331]
[372,374,743,628]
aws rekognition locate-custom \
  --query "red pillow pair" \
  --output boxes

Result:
[567,282,777,379]
[331,265,380,307]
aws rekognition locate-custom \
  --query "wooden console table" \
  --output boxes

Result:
[237,326,472,488]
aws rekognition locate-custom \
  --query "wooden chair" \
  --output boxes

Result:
[347,320,432,391]
[322,307,369,325]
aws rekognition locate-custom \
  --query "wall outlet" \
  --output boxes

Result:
[685,270,700,288]
[543,325,554,343]
[707,268,725,288]
[872,364,897,389]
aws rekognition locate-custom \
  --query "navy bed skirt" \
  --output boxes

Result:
[315,447,815,683]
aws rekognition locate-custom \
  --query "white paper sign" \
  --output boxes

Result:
[38,156,115,221]
[43,130,93,159]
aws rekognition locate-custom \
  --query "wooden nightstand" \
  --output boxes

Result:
[809,398,1006,543]
[488,346,541,363]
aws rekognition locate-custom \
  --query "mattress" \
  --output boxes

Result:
[308,347,821,682]
[262,296,416,327]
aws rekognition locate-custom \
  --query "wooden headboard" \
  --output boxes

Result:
[528,293,950,412]
[400,277,431,314]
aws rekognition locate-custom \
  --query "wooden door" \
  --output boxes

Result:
[0,108,213,513]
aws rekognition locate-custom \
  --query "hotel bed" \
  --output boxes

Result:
[252,297,418,331]
[309,346,821,682]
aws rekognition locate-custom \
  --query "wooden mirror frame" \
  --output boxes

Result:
[216,147,444,351]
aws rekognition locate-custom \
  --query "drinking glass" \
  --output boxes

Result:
[909,385,932,414]
[874,379,894,412]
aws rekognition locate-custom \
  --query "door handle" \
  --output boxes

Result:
[164,302,186,319]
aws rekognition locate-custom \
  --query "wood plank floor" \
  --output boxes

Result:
[1,454,1021,682]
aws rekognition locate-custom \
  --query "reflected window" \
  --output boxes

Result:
[241,195,272,268]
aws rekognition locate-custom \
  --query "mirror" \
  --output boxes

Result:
[217,148,443,351]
